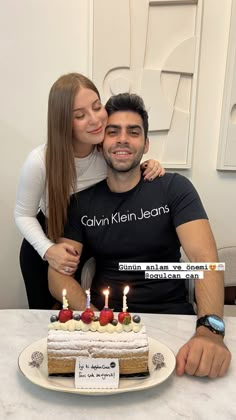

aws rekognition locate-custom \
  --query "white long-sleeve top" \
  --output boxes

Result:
[14,144,107,258]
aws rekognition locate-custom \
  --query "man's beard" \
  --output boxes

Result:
[104,158,140,172]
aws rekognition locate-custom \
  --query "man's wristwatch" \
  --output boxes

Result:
[196,314,225,336]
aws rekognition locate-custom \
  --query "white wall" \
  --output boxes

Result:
[190,0,236,247]
[0,0,235,308]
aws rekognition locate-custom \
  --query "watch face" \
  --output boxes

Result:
[208,315,225,332]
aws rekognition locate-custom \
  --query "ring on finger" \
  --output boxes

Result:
[64,266,71,273]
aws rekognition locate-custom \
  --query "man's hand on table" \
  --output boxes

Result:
[176,327,231,378]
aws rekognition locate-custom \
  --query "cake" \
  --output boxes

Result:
[47,309,149,377]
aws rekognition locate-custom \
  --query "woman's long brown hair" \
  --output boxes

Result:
[45,73,100,242]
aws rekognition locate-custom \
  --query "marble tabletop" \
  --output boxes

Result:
[0,310,235,420]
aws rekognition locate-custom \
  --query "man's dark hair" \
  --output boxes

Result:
[105,93,149,138]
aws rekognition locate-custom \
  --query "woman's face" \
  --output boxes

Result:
[72,88,108,145]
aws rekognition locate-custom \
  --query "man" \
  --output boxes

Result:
[49,93,231,378]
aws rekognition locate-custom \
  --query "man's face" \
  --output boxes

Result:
[102,111,149,172]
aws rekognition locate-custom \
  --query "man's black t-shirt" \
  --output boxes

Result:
[64,173,208,314]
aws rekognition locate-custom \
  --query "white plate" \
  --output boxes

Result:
[18,337,176,395]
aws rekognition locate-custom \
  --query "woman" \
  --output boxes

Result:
[14,73,165,309]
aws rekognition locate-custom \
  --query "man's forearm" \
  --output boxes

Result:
[195,270,224,318]
[177,220,225,318]
[48,267,88,311]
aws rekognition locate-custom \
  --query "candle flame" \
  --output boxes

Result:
[62,289,66,297]
[103,289,109,296]
[124,286,129,295]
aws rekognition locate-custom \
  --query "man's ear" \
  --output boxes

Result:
[143,137,149,155]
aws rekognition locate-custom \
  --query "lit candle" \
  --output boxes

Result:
[85,289,91,308]
[122,286,129,312]
[103,289,109,308]
[62,289,68,310]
